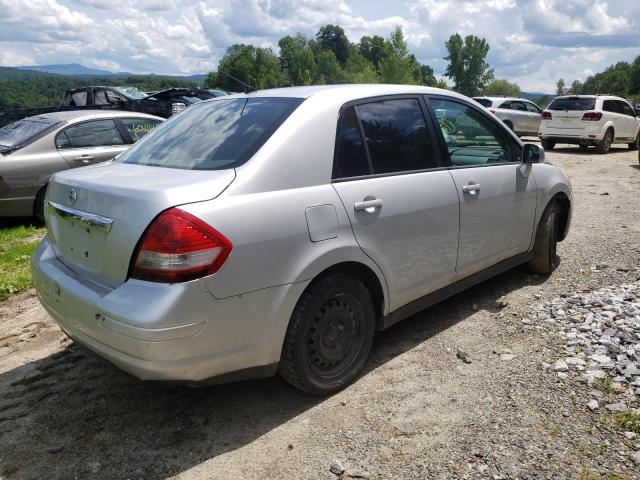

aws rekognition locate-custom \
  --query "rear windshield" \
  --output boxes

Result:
[473,98,493,108]
[548,98,596,111]
[0,118,57,153]
[119,97,302,170]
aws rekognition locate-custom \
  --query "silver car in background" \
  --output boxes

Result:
[32,85,572,395]
[473,96,543,137]
[0,110,163,220]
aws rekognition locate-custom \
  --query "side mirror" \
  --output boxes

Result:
[523,143,544,164]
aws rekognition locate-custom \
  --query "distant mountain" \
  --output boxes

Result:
[17,63,120,76]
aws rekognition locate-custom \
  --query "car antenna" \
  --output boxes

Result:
[218,71,257,94]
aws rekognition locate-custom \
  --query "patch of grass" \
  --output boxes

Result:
[0,224,45,301]
[612,411,640,434]
[595,374,625,395]
[577,470,598,480]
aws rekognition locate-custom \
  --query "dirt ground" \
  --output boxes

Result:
[1,143,639,480]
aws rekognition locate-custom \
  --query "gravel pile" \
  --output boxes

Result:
[529,280,640,416]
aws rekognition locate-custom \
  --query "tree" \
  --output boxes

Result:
[314,50,348,84]
[569,80,582,94]
[214,44,284,91]
[203,72,217,88]
[316,25,350,67]
[378,27,422,85]
[483,78,521,97]
[358,35,386,69]
[443,33,494,96]
[556,78,566,96]
[345,51,378,83]
[278,34,316,86]
[418,64,437,87]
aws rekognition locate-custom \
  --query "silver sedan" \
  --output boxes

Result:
[473,96,543,137]
[0,110,163,220]
[32,85,572,395]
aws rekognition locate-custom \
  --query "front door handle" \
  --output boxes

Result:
[354,198,383,212]
[462,183,481,194]
[73,154,93,163]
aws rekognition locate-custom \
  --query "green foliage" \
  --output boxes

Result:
[556,78,566,95]
[443,33,494,96]
[316,24,350,67]
[315,50,348,84]
[612,411,640,434]
[483,78,522,97]
[0,224,45,301]
[215,44,284,91]
[279,34,316,86]
[568,56,640,98]
[358,35,386,69]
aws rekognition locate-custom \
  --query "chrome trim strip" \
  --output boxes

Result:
[48,200,113,232]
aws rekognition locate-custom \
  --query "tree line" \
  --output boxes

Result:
[556,57,640,101]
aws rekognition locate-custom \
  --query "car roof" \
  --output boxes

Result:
[218,84,469,103]
[475,96,531,102]
[26,110,164,123]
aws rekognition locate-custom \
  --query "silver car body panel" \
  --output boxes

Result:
[32,84,572,383]
[474,97,543,136]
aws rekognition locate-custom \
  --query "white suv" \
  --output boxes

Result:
[539,95,640,154]
[473,97,543,137]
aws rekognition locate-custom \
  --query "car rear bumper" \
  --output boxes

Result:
[539,124,604,143]
[32,238,307,382]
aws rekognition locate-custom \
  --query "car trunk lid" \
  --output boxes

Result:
[45,162,235,289]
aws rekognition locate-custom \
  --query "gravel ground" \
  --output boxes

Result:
[0,143,639,480]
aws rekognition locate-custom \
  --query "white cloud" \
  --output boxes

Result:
[0,0,638,92]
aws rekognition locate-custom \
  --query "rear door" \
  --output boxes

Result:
[619,101,637,139]
[426,96,537,279]
[55,119,129,166]
[331,97,460,311]
[602,100,627,138]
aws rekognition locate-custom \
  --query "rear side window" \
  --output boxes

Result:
[55,120,124,149]
[474,98,492,108]
[525,102,541,113]
[602,100,620,113]
[510,101,527,111]
[621,102,635,117]
[333,107,370,179]
[119,98,302,170]
[356,99,435,174]
[0,119,57,152]
[548,97,596,111]
[120,118,163,142]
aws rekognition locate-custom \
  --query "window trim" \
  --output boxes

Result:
[54,118,126,150]
[423,94,522,169]
[331,94,446,182]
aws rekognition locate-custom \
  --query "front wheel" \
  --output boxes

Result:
[33,185,48,224]
[528,202,559,275]
[279,273,375,395]
[541,139,555,151]
[595,129,613,154]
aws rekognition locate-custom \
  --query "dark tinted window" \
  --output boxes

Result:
[474,98,492,107]
[120,118,163,142]
[621,102,635,117]
[56,120,124,149]
[0,118,57,152]
[499,101,512,109]
[119,98,302,170]
[548,97,596,111]
[333,107,370,179]
[510,101,527,111]
[602,100,620,113]
[356,99,434,174]
[524,101,541,113]
[431,98,512,166]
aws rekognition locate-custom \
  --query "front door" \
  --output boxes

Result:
[331,98,460,311]
[427,96,538,279]
[55,119,129,167]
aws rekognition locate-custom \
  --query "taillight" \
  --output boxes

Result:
[130,208,232,283]
[541,111,552,120]
[582,111,602,121]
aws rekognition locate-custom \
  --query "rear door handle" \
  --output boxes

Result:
[462,184,481,194]
[354,198,383,212]
[73,154,93,163]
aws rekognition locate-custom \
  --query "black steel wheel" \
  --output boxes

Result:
[279,273,375,395]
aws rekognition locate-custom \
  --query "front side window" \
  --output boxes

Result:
[120,118,163,142]
[55,119,124,149]
[430,98,512,166]
[69,91,88,106]
[119,97,302,170]
[510,101,527,111]
[473,98,493,108]
[355,98,435,174]
[621,101,635,117]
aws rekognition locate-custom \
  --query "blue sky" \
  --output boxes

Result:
[0,0,638,92]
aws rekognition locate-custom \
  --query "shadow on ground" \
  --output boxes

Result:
[0,217,42,229]
[0,264,546,479]
[549,145,630,156]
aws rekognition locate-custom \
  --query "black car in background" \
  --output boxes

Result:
[60,86,202,118]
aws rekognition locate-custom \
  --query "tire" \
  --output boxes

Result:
[33,185,48,224]
[279,273,375,395]
[541,139,555,151]
[579,144,589,151]
[628,132,639,151]
[595,129,613,154]
[528,202,559,275]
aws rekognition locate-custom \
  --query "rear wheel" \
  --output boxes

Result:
[541,139,555,151]
[595,129,613,154]
[628,132,639,151]
[33,185,48,224]
[528,202,559,275]
[279,273,375,395]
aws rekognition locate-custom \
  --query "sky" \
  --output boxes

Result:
[0,0,639,92]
